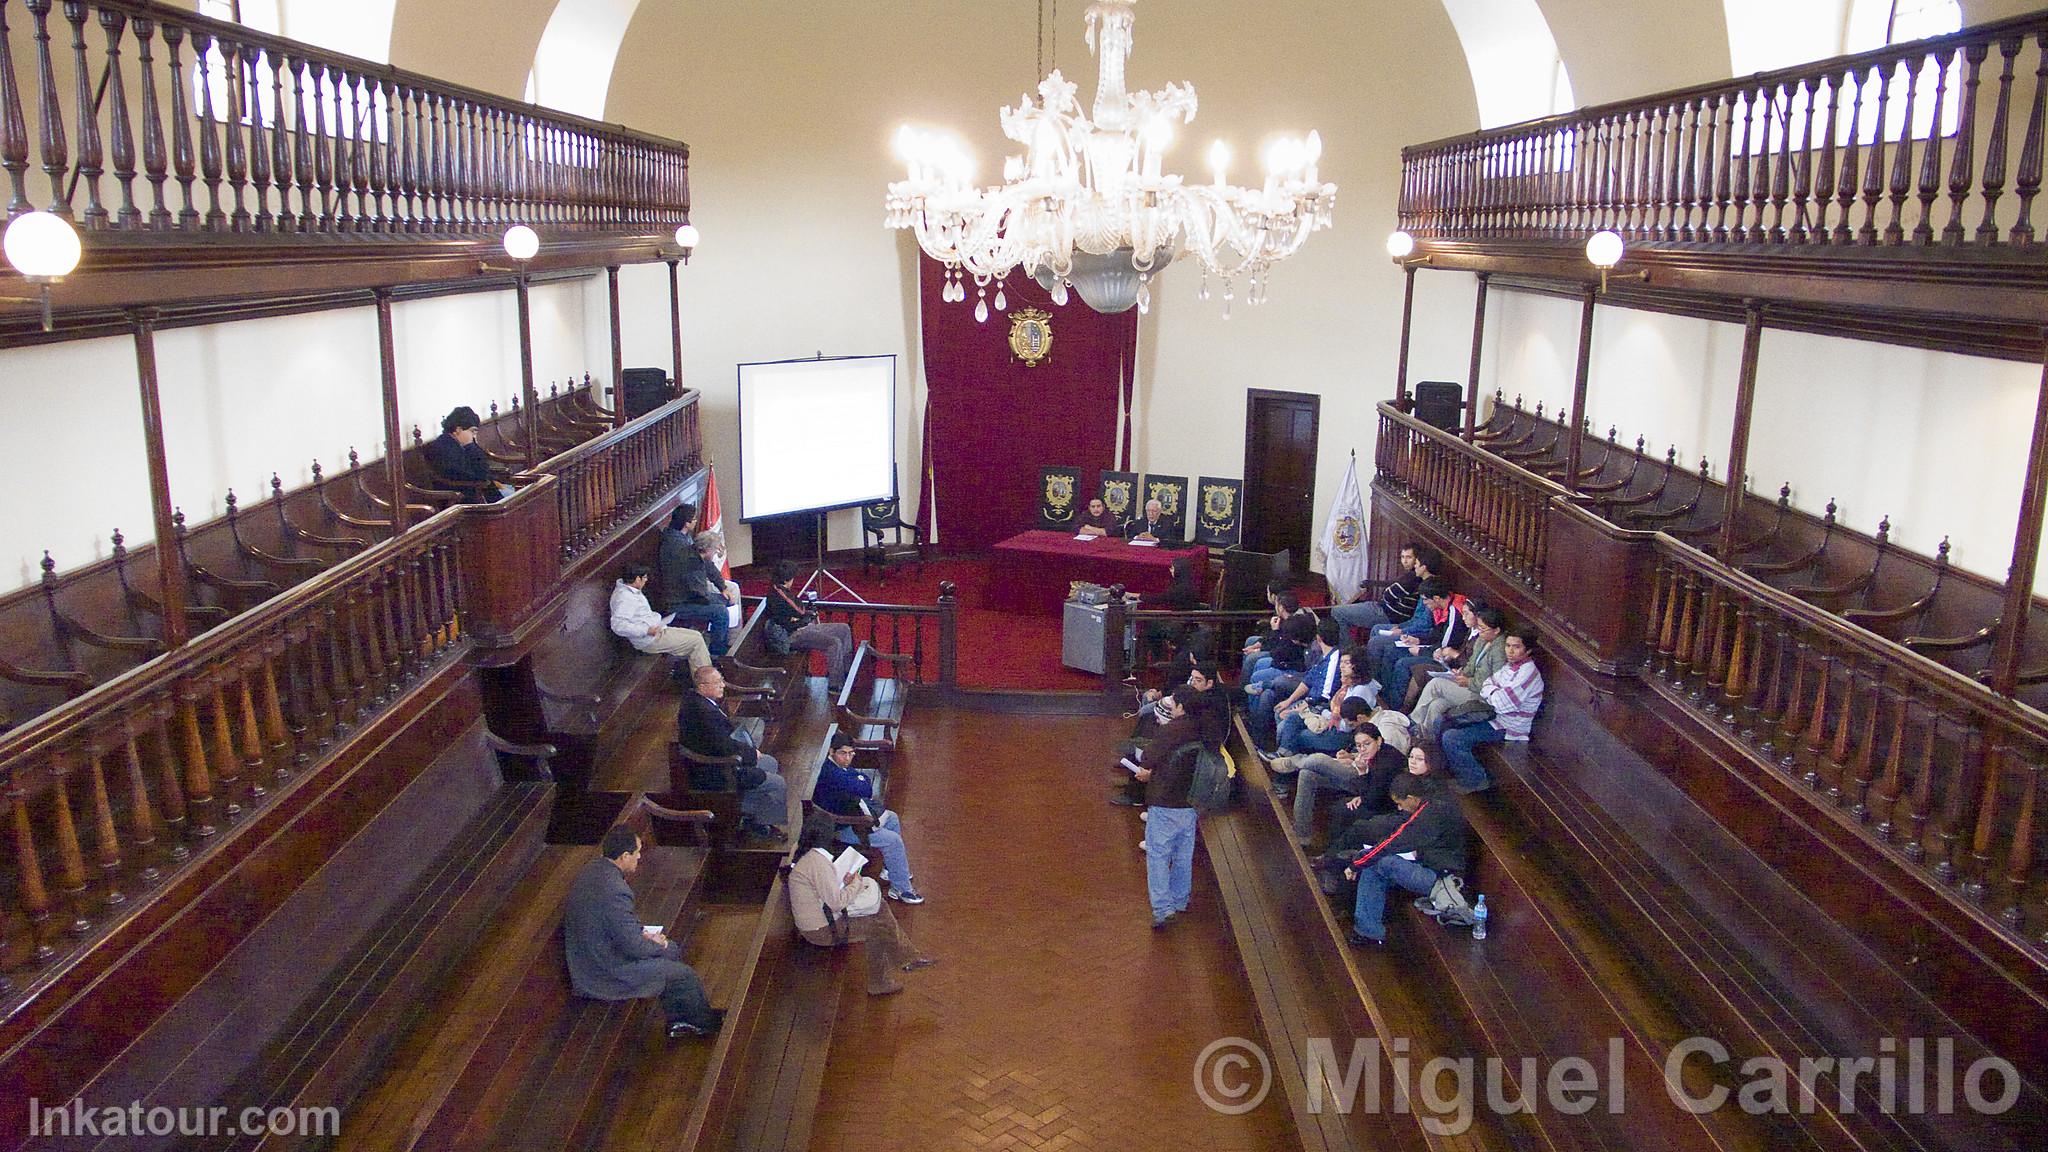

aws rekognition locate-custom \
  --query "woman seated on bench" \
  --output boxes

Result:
[765,560,856,691]
[788,810,936,996]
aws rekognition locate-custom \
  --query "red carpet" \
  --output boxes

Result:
[737,554,1334,692]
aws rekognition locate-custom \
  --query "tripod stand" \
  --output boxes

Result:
[794,509,869,605]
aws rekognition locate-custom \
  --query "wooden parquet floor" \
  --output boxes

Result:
[808,707,1295,1152]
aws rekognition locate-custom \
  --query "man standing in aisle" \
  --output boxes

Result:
[1131,686,1206,929]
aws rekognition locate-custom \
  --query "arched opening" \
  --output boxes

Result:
[526,0,646,119]
[1438,0,1575,129]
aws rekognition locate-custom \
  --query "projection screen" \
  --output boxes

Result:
[737,355,898,521]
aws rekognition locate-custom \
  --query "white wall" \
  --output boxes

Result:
[0,280,597,594]
[1469,287,2047,592]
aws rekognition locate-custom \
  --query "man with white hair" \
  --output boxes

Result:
[1123,498,1177,543]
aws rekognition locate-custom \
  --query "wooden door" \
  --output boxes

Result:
[1242,390,1320,559]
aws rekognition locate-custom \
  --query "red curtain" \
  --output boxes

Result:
[917,256,1139,551]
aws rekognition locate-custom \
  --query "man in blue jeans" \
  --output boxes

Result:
[1131,686,1206,929]
[1437,626,1545,793]
[667,530,739,654]
[811,732,926,904]
[1344,772,1467,946]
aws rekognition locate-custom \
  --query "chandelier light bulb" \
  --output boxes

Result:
[1386,230,1416,260]
[4,210,82,279]
[502,225,540,262]
[1208,140,1230,187]
[673,223,700,249]
[1585,230,1625,269]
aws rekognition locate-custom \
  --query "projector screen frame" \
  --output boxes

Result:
[735,353,900,524]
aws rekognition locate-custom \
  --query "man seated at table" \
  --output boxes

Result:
[1122,498,1178,543]
[677,666,789,840]
[1076,497,1116,537]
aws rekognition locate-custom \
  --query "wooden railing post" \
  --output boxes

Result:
[1463,272,1488,437]
[131,308,189,648]
[1101,595,1127,700]
[1562,289,1595,492]
[667,257,684,397]
[607,265,626,427]
[1716,302,1764,560]
[1989,344,2048,695]
[515,272,539,467]
[375,288,408,533]
[1392,262,1415,409]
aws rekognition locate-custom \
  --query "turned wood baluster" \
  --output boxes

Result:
[1642,562,1667,669]
[432,90,452,225]
[1671,570,1699,680]
[293,619,330,748]
[361,573,392,700]
[0,0,29,218]
[1670,99,1695,240]
[401,550,429,673]
[55,1,99,223]
[1976,38,2020,244]
[118,722,163,883]
[208,676,245,815]
[2010,32,2048,244]
[257,640,291,777]
[324,602,356,732]
[1833,67,1864,243]
[221,37,249,229]
[1811,75,1840,241]
[9,782,56,960]
[437,541,464,642]
[24,0,69,216]
[329,65,352,229]
[307,58,332,228]
[246,45,272,230]
[346,585,377,703]
[1824,663,1861,802]
[1873,688,1911,837]
[1997,748,2038,928]
[1961,737,2007,902]
[1800,655,1834,786]
[1913,46,1953,244]
[161,23,202,226]
[1702,586,1731,697]
[291,55,317,231]
[133,17,175,229]
[83,740,124,908]
[1885,57,1921,243]
[423,86,443,226]
[394,82,416,229]
[1943,42,1986,245]
[1776,643,1811,765]
[98,8,137,227]
[1728,89,1756,240]
[1861,62,1893,243]
[189,31,224,228]
[142,704,189,851]
[1795,77,1822,241]
[1768,80,1795,241]
[1687,583,1719,699]
[268,47,291,229]
[1739,611,1768,737]
[47,753,93,933]
[1846,672,1884,820]
[378,565,404,686]
[362,73,385,228]
[1656,562,1681,676]
[175,690,217,836]
[233,660,268,795]
[1933,726,1981,884]
[1721,605,1748,724]
[1757,624,1789,751]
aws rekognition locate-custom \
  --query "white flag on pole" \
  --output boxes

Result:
[1318,451,1367,604]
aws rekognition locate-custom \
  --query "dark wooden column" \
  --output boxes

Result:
[1393,263,1416,410]
[1464,273,1489,437]
[131,309,190,648]
[1989,341,2048,695]
[666,258,683,398]
[1562,289,1596,492]
[374,288,407,532]
[514,272,539,467]
[607,265,626,427]
[1716,302,1765,560]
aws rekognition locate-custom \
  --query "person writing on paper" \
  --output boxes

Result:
[608,564,712,673]
[788,809,935,996]
[1124,498,1174,543]
[1076,497,1115,537]
[813,732,925,904]
[564,825,723,1038]
[669,530,742,655]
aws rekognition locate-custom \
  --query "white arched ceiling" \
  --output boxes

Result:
[1439,0,1576,127]
[199,0,396,64]
[527,0,644,119]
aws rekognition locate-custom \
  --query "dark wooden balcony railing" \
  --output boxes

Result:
[0,0,687,236]
[1645,535,2045,943]
[523,391,701,561]
[1400,9,2048,252]
[0,503,469,1008]
[811,585,958,688]
[1376,403,1560,590]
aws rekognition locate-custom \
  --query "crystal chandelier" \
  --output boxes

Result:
[885,0,1336,320]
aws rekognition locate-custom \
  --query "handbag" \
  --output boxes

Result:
[763,618,795,656]
[1421,872,1478,926]
[843,875,883,918]
[1301,709,1332,734]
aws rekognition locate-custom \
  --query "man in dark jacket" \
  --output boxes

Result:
[654,503,700,612]
[1344,772,1467,945]
[676,666,788,837]
[1131,686,1206,928]
[563,826,722,1038]
[813,732,924,904]
[421,406,511,503]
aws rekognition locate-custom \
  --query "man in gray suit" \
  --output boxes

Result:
[563,826,723,1038]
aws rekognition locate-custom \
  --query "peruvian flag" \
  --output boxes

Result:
[703,465,730,580]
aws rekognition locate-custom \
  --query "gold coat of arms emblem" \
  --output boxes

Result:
[1008,308,1054,366]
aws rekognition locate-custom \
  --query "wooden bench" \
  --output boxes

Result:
[334,831,713,1152]
[833,641,911,756]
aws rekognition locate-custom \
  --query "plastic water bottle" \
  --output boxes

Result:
[1471,894,1489,940]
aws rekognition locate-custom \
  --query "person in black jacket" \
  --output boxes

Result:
[676,666,788,838]
[421,406,511,503]
[1343,772,1467,945]
[1129,686,1205,928]
[655,503,700,612]
[764,560,855,690]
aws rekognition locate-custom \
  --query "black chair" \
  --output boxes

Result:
[860,499,925,578]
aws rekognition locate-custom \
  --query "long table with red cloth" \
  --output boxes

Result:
[987,530,1207,615]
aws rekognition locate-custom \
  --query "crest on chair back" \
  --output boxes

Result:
[1099,471,1139,521]
[1194,477,1243,548]
[1039,466,1081,528]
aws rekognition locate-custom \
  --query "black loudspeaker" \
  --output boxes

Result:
[1220,547,1291,611]
[1413,380,1463,432]
[621,368,672,418]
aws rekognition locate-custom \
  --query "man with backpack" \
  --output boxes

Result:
[1343,772,1468,946]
